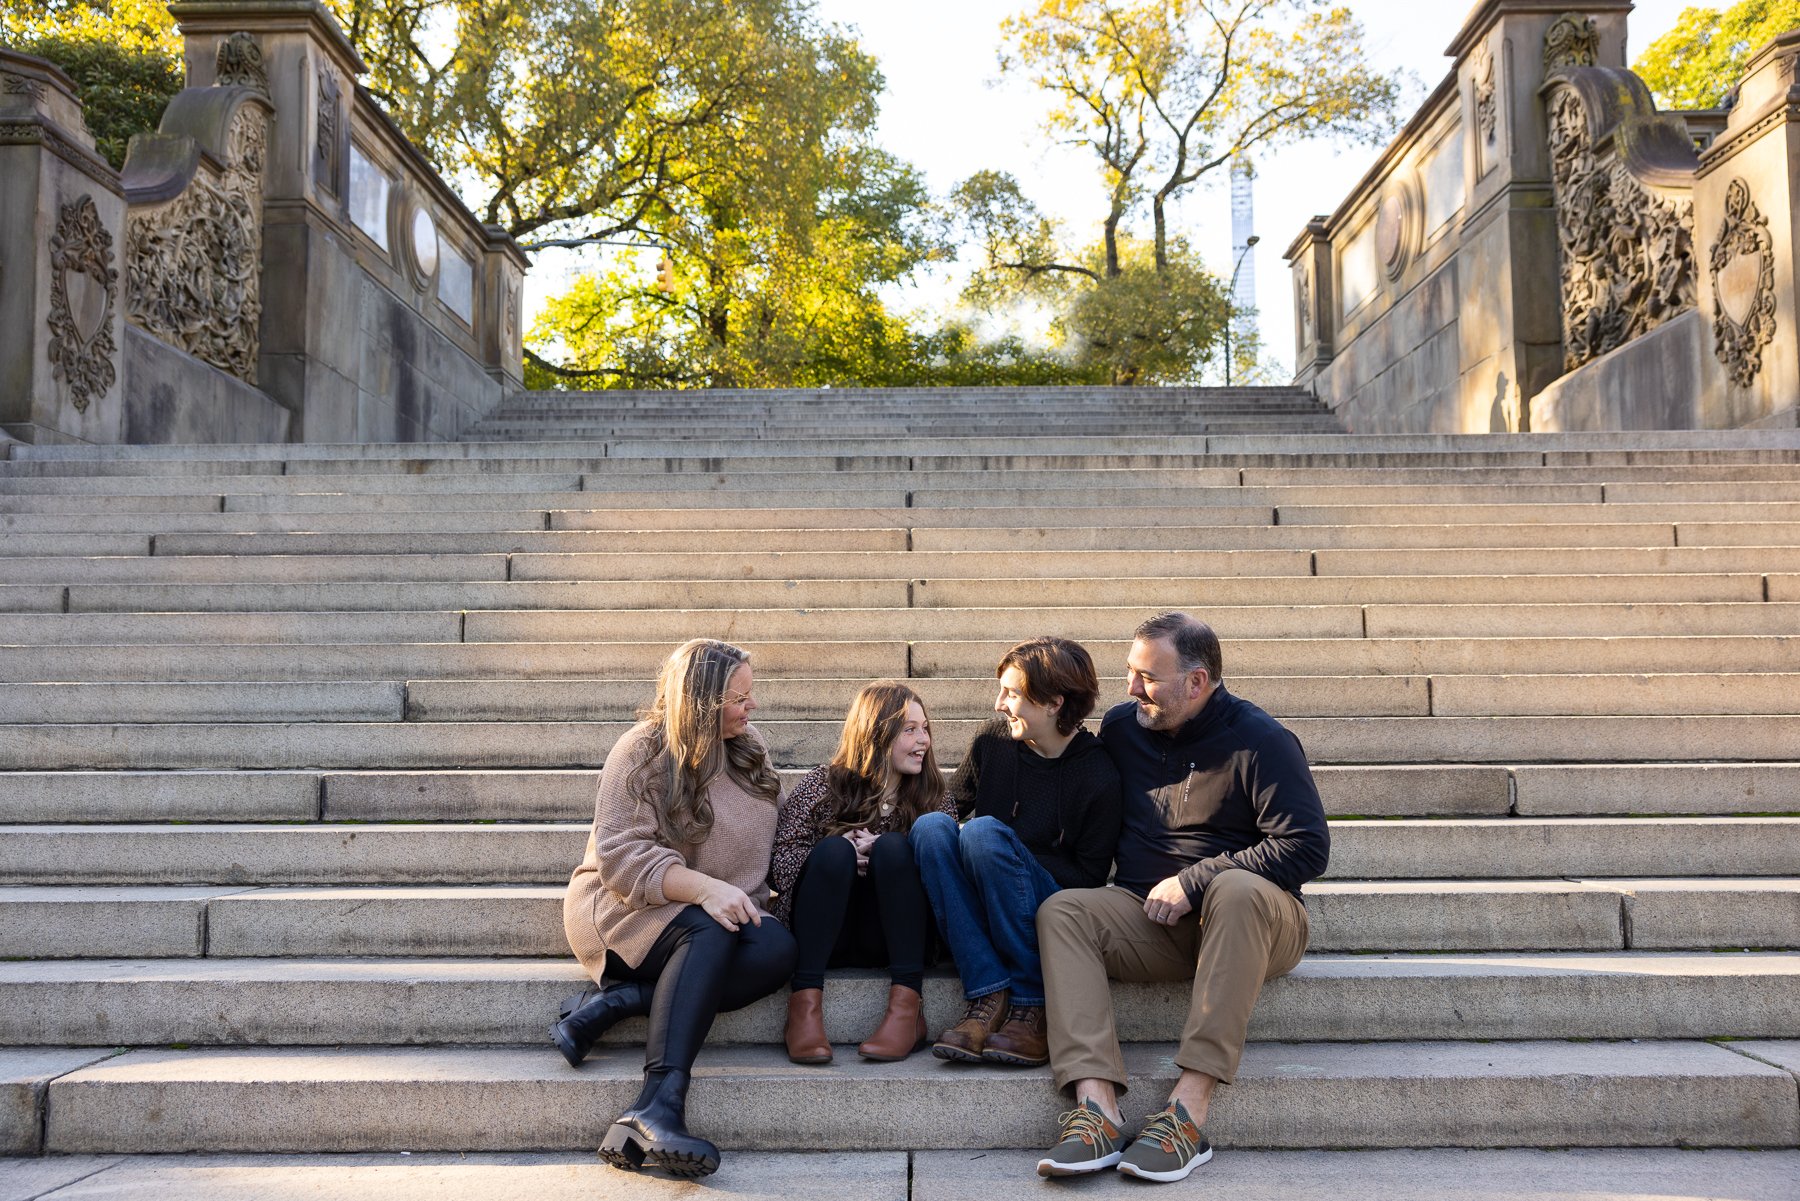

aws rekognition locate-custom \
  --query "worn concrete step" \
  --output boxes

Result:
[0,764,1520,824]
[6,635,1791,685]
[3,715,1800,770]
[9,1148,1797,1201]
[125,522,1787,558]
[0,640,915,682]
[0,612,464,646]
[1277,501,1800,525]
[0,553,512,585]
[32,1040,1800,1153]
[2,572,1763,616]
[3,879,1786,959]
[508,546,1800,580]
[402,674,1429,721]
[0,817,1791,885]
[1,954,1793,1048]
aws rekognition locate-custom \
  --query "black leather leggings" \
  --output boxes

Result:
[604,904,796,1080]
[788,831,932,992]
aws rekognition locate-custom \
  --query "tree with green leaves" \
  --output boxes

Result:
[1,0,184,168]
[954,0,1399,383]
[1634,0,1800,110]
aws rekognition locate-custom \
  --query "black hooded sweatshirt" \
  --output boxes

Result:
[1099,686,1329,905]
[947,718,1123,889]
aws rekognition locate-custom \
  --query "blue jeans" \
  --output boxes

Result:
[912,811,1061,1006]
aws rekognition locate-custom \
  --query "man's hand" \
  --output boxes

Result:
[1144,876,1193,926]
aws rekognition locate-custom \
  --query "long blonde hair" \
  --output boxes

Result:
[823,680,945,834]
[628,638,781,847]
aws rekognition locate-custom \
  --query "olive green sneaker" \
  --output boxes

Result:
[1035,1098,1125,1177]
[1115,1098,1212,1182]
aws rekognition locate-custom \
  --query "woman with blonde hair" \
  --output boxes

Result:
[556,638,794,1179]
[769,680,953,1064]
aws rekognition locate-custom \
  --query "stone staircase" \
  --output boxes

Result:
[1,386,1798,1194]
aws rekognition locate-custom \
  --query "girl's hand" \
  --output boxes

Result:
[844,827,877,875]
[699,880,761,932]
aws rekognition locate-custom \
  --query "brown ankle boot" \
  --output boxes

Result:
[981,1003,1048,1066]
[784,988,832,1065]
[858,984,928,1061]
[931,989,1010,1063]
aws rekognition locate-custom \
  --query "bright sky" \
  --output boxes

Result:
[529,0,1697,379]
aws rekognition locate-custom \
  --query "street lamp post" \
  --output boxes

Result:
[1223,234,1260,386]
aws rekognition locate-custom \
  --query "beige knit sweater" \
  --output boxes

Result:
[562,721,783,978]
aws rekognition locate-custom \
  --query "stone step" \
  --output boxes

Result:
[1277,501,1800,524]
[0,572,1765,616]
[20,601,1777,654]
[32,1040,1800,1153]
[3,880,1789,960]
[0,554,514,585]
[0,764,1518,824]
[3,715,1800,769]
[4,1148,1796,1201]
[8,762,1789,824]
[0,818,1791,885]
[5,635,1791,684]
[125,520,1796,558]
[0,954,1793,1047]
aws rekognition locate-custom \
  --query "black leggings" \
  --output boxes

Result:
[788,831,932,993]
[604,904,796,1080]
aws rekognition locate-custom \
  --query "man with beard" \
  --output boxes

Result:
[1033,611,1329,1183]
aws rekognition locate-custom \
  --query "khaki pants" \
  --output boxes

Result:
[1038,869,1308,1094]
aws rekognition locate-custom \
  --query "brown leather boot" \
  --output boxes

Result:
[931,989,1010,1063]
[857,984,928,1061]
[784,988,832,1065]
[981,1003,1048,1066]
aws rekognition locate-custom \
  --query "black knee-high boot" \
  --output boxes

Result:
[598,1067,718,1178]
[550,979,653,1068]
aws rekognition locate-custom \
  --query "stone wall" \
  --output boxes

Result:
[1294,2,1800,434]
[1,3,527,447]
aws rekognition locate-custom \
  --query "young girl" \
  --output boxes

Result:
[770,680,953,1064]
[555,638,795,1179]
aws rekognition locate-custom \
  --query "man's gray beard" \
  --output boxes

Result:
[1134,703,1176,731]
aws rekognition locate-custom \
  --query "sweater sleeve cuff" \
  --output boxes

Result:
[641,854,678,908]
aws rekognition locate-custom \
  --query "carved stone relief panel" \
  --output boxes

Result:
[47,195,119,415]
[1296,266,1314,346]
[1473,45,1498,176]
[2,72,47,102]
[315,65,342,197]
[215,32,270,95]
[1546,87,1697,370]
[1544,14,1600,70]
[125,105,269,381]
[1709,177,1777,388]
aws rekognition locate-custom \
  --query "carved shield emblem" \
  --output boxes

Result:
[1715,246,1761,327]
[47,196,119,415]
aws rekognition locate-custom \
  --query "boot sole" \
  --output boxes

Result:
[787,1051,833,1065]
[980,1049,1049,1067]
[598,1124,720,1178]
[931,1042,984,1063]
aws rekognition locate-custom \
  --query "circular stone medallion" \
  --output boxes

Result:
[410,206,440,279]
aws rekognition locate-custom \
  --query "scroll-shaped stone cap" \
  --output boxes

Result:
[120,85,275,205]
[1541,65,1700,191]
[0,48,98,153]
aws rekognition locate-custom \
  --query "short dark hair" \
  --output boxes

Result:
[997,636,1101,735]
[1133,612,1223,684]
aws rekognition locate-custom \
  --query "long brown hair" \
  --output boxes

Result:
[628,638,781,847]
[823,680,944,834]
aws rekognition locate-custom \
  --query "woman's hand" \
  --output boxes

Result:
[698,879,762,932]
[843,827,877,876]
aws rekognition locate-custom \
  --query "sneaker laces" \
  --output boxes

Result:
[1055,1104,1114,1148]
[1138,1105,1199,1156]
